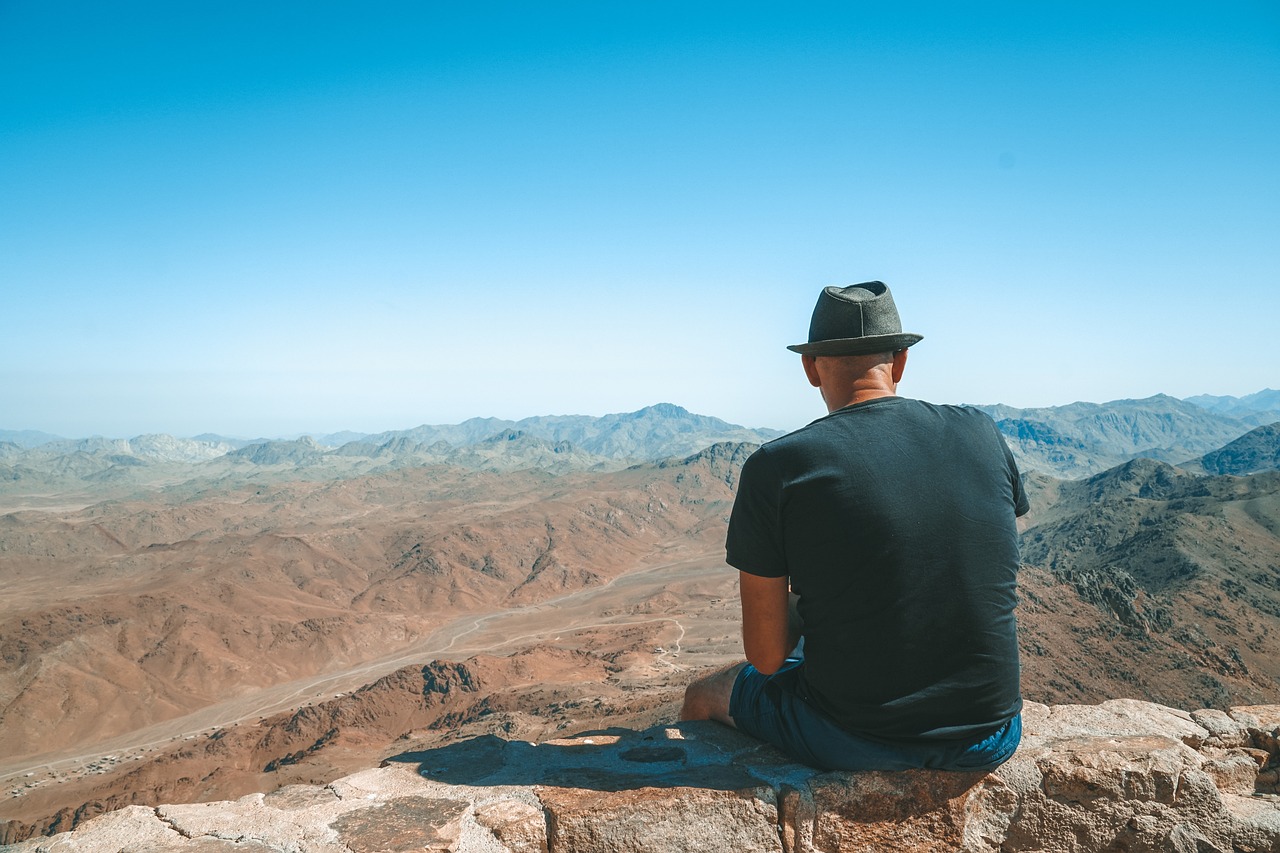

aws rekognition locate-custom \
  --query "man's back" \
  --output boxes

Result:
[727,396,1028,742]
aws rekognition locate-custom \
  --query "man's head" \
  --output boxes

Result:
[790,281,919,412]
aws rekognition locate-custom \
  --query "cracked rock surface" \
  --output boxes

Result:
[7,700,1280,853]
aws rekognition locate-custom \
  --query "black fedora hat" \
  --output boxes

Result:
[786,281,923,356]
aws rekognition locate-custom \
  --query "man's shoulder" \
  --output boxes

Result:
[927,400,1000,424]
[771,397,993,438]
[758,399,1001,465]
[891,398,1002,432]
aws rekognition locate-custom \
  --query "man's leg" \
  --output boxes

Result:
[679,662,747,725]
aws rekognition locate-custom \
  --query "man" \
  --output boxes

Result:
[681,281,1028,772]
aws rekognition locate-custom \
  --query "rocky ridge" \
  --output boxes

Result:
[1013,459,1280,711]
[1197,423,1280,476]
[10,700,1279,853]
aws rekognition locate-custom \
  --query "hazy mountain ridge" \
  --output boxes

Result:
[1185,387,1280,426]
[6,393,1273,491]
[226,436,328,466]
[359,403,783,461]
[975,393,1256,477]
[6,434,235,464]
[0,430,65,450]
[0,405,779,502]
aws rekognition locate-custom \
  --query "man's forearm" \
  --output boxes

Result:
[740,572,793,674]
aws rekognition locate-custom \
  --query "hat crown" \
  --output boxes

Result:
[787,280,923,356]
[809,281,903,342]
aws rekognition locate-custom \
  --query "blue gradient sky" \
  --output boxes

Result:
[3,2,1277,438]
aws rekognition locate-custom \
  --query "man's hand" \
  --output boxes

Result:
[740,572,800,675]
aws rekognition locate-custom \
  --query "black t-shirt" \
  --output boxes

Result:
[726,396,1029,742]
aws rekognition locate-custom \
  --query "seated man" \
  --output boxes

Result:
[681,281,1028,772]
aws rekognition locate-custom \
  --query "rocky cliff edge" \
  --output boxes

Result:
[9,699,1280,853]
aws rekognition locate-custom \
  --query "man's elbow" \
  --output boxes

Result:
[745,647,788,676]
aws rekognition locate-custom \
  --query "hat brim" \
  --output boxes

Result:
[786,333,923,356]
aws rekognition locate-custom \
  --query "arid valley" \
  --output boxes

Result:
[3,395,1280,844]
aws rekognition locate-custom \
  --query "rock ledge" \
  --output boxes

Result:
[9,700,1280,852]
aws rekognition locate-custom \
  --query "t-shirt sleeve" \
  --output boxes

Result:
[725,447,788,578]
[999,434,1031,517]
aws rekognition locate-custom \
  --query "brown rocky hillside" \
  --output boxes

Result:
[1017,460,1280,709]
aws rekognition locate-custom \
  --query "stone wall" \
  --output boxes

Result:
[8,700,1279,853]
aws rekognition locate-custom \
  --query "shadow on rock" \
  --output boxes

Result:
[383,721,821,792]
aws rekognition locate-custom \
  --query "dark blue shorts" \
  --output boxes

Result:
[728,659,1021,772]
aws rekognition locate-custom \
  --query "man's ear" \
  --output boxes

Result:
[891,348,908,383]
[801,354,821,388]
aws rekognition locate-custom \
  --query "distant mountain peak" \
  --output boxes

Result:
[636,402,691,418]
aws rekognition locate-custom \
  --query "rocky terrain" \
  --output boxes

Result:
[0,444,754,766]
[0,442,755,842]
[1016,459,1280,710]
[2,396,1279,847]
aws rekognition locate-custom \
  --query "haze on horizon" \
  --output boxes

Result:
[2,2,1277,439]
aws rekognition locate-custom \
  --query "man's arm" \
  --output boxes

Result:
[740,572,801,675]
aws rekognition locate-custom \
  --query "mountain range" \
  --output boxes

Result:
[0,404,781,505]
[1,403,781,459]
[3,393,1278,499]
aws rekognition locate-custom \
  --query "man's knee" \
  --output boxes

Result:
[680,662,746,724]
[680,678,717,721]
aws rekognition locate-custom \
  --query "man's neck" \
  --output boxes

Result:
[823,388,897,413]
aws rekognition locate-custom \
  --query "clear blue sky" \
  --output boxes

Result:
[3,1,1277,438]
